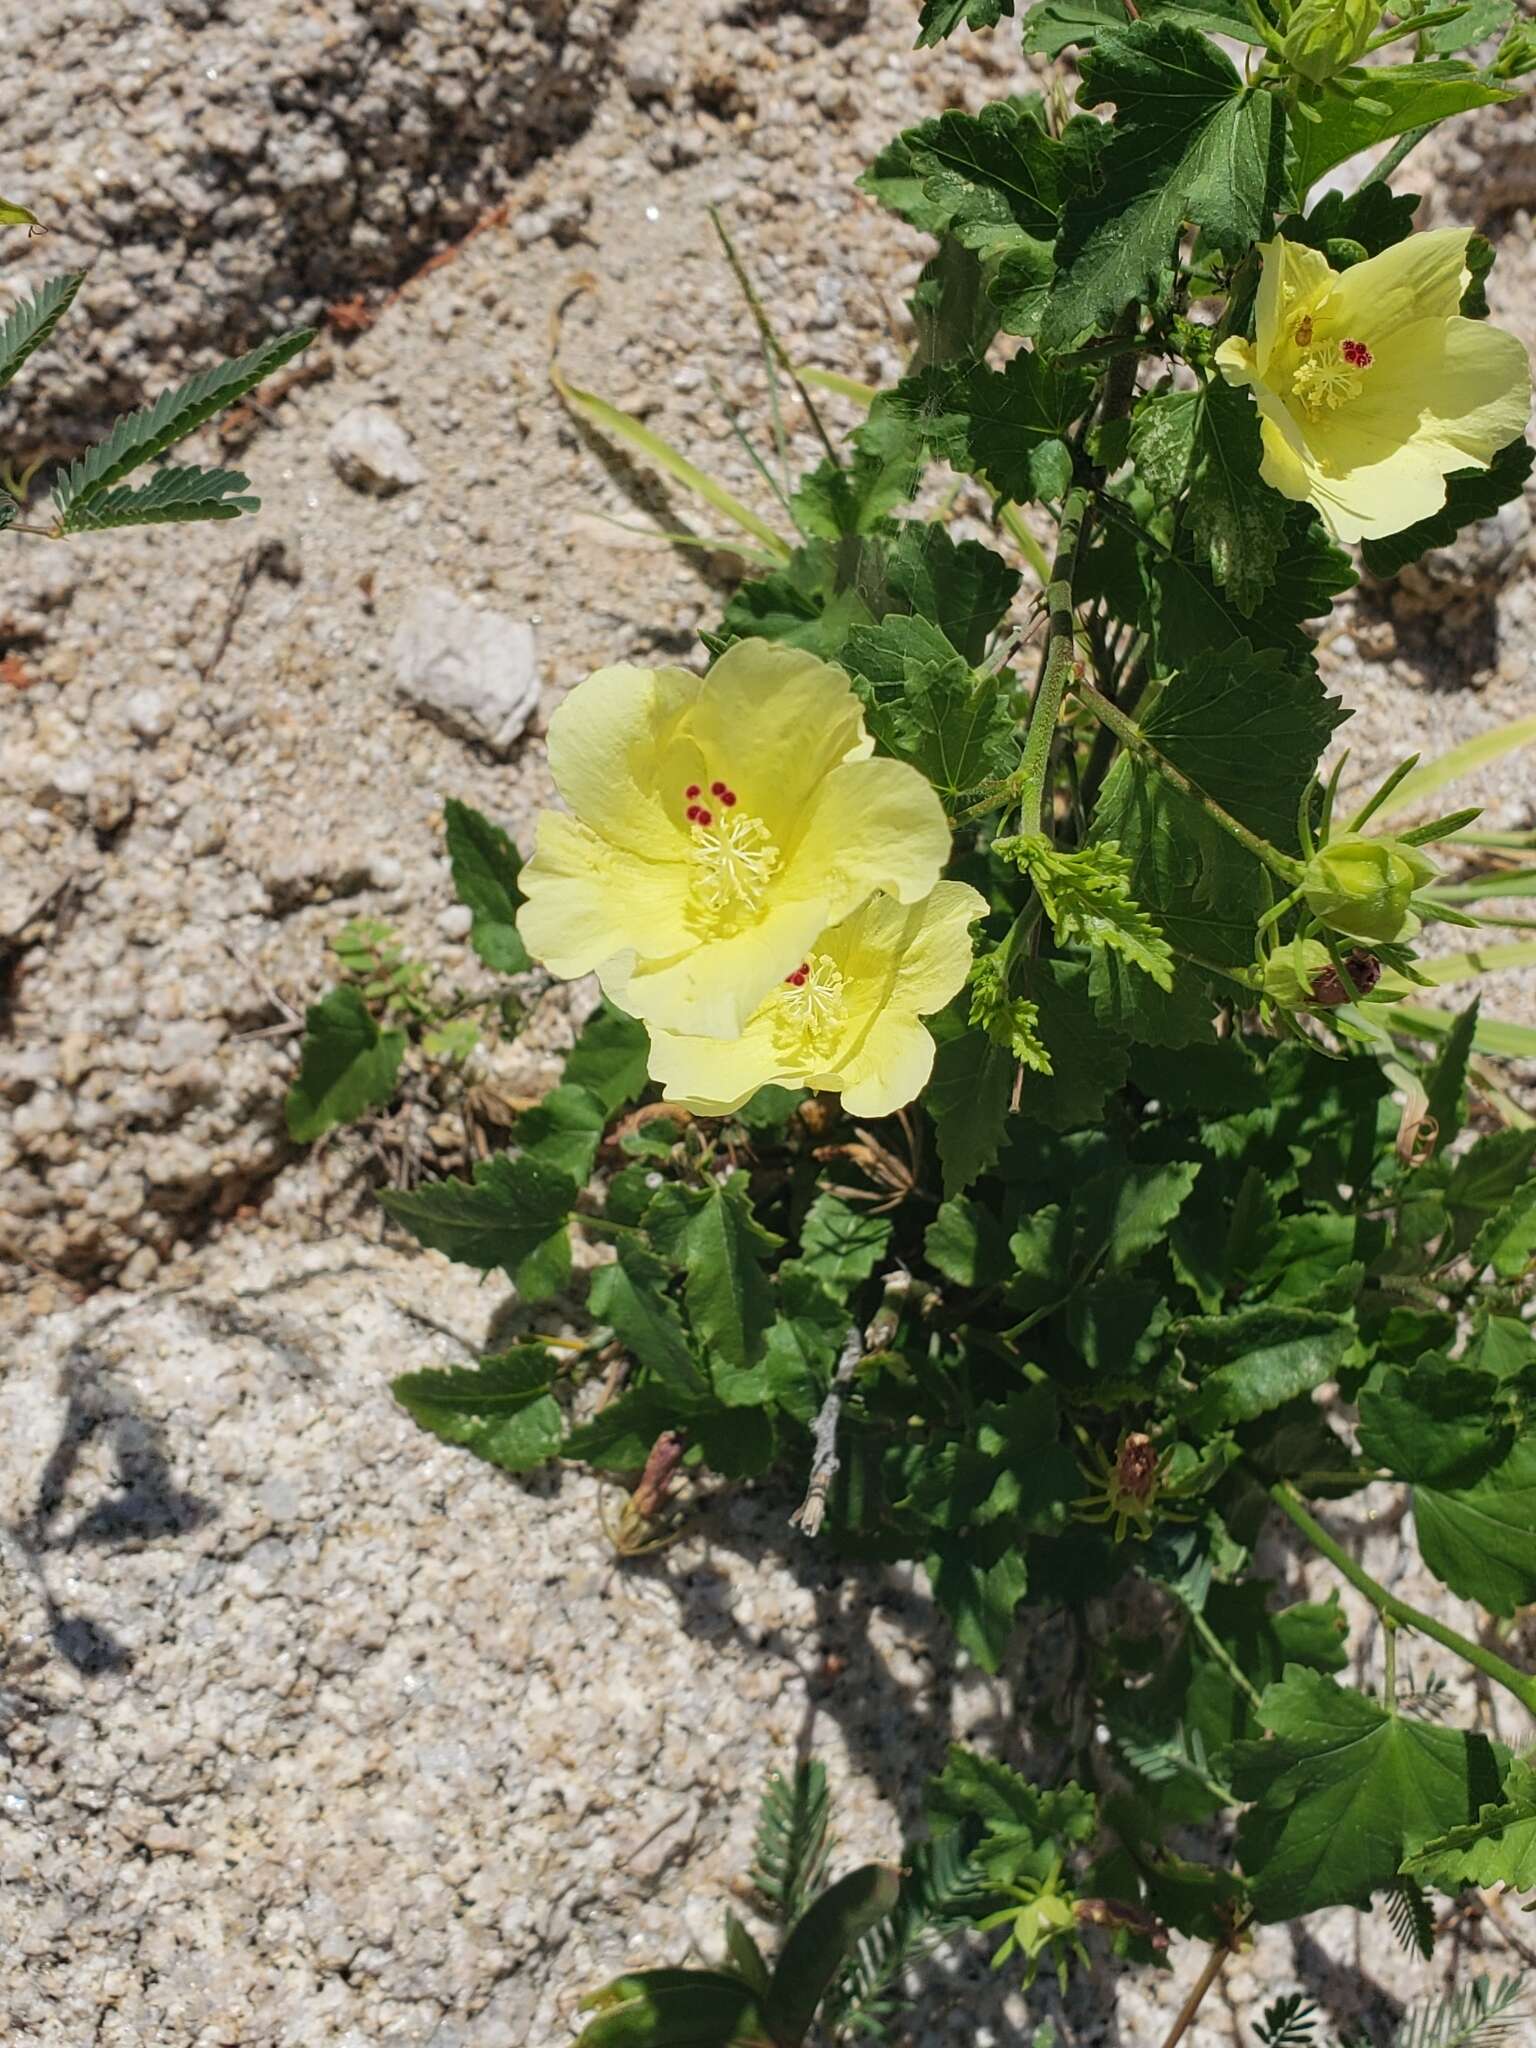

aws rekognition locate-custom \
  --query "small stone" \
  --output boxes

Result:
[326,405,425,496]
[390,587,541,758]
[437,905,474,941]
[624,46,677,102]
[126,688,174,741]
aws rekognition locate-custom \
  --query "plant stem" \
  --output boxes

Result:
[1158,1916,1252,2048]
[1186,1604,1265,1714]
[1009,484,1092,837]
[1073,676,1307,887]
[1364,123,1435,188]
[1270,1482,1536,1718]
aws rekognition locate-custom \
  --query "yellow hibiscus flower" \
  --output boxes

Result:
[1214,230,1532,545]
[516,639,951,1039]
[644,880,987,1118]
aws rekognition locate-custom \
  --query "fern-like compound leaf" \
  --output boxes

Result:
[53,326,313,513]
[57,462,258,533]
[0,271,84,391]
[750,1761,832,1925]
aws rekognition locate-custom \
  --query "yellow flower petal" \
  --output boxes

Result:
[834,1011,940,1119]
[1328,228,1474,347]
[515,811,695,988]
[1253,237,1335,376]
[1217,229,1533,545]
[673,637,873,850]
[646,880,986,1118]
[518,639,953,1039]
[544,661,697,864]
[785,755,953,922]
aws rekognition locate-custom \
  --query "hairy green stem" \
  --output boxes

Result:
[1012,484,1092,837]
[1073,676,1307,887]
[1364,123,1435,188]
[1270,1482,1536,1719]
[1186,1604,1265,1714]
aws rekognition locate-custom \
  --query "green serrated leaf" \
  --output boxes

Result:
[565,1002,652,1116]
[927,1013,1016,1195]
[57,462,258,533]
[1405,1757,1536,1893]
[1412,1433,1536,1617]
[1042,23,1285,351]
[798,1193,892,1285]
[1128,388,1200,501]
[1280,182,1419,259]
[391,1347,562,1473]
[882,522,1021,664]
[1234,1667,1504,1919]
[284,985,406,1142]
[926,1195,1012,1288]
[925,1539,1031,1670]
[1291,62,1512,194]
[590,1237,707,1397]
[513,1083,607,1181]
[443,797,529,974]
[1022,0,1261,57]
[380,1153,578,1301]
[1361,440,1536,581]
[1180,1307,1355,1429]
[646,1178,781,1371]
[1147,505,1355,668]
[0,271,84,392]
[1358,1357,1511,1488]
[916,0,1015,44]
[1187,378,1289,617]
[870,350,1091,506]
[1002,836,1175,990]
[864,654,1018,800]
[860,98,1059,246]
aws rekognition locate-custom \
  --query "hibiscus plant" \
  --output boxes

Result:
[346,0,1536,2035]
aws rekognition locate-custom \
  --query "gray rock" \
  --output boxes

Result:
[125,687,174,741]
[326,404,425,495]
[625,45,678,102]
[391,587,540,757]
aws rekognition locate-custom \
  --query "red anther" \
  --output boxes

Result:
[696,807,713,827]
[1341,338,1373,368]
[722,790,737,807]
[710,780,728,797]
[685,783,701,800]
[686,804,704,822]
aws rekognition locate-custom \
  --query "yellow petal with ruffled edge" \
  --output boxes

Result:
[646,880,987,1117]
[517,639,951,1040]
[1216,231,1533,545]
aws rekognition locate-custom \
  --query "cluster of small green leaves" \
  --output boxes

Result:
[0,200,310,537]
[283,800,533,1143]
[362,0,1536,2028]
[575,1759,1001,2047]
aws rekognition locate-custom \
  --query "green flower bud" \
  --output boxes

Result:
[1282,0,1379,84]
[1302,833,1436,943]
[1260,938,1384,1010]
[1261,939,1334,1010]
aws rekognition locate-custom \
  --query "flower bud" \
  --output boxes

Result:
[1302,833,1436,943]
[1283,0,1379,84]
[1260,938,1383,1010]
